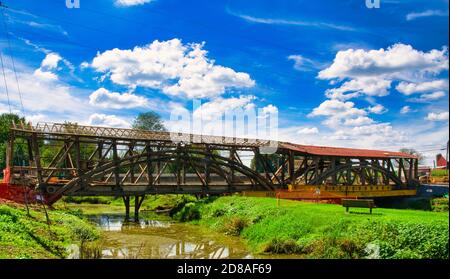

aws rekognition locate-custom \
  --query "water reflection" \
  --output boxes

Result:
[76,214,254,259]
[88,215,171,231]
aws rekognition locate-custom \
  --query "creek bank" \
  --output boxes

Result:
[172,195,449,259]
[0,199,100,259]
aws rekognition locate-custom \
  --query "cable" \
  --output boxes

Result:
[1,4,24,115]
[0,50,12,114]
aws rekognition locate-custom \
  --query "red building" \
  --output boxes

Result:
[436,154,449,169]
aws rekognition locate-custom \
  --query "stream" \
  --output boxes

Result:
[67,211,255,259]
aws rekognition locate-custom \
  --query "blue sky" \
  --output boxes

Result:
[0,0,448,165]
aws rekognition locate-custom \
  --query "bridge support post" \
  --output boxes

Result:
[134,195,145,222]
[123,196,130,220]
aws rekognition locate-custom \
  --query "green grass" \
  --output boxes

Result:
[0,203,100,259]
[178,196,449,259]
[431,169,449,177]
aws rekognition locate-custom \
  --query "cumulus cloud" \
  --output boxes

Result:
[193,95,256,121]
[88,113,130,128]
[297,127,319,135]
[368,104,388,114]
[325,77,391,100]
[425,112,449,121]
[115,0,153,6]
[89,88,148,109]
[408,91,446,102]
[317,44,448,101]
[90,38,255,99]
[396,79,448,95]
[309,99,371,127]
[33,68,58,81]
[41,53,62,70]
[0,54,93,123]
[318,44,448,80]
[406,10,448,21]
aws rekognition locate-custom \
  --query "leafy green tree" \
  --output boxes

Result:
[132,111,167,131]
[0,113,26,175]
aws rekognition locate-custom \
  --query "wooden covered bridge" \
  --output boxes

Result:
[2,122,419,212]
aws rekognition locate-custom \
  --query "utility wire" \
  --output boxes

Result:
[0,50,11,113]
[1,3,24,115]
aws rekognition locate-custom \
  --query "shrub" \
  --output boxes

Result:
[174,202,201,222]
[223,217,248,236]
[262,238,302,254]
[431,198,449,212]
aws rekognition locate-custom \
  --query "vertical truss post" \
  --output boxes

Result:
[146,143,153,189]
[31,133,43,189]
[112,140,120,191]
[288,150,295,184]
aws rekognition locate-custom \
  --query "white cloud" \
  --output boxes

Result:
[318,44,448,80]
[425,112,449,121]
[87,113,130,128]
[297,127,319,135]
[318,44,448,102]
[343,116,374,126]
[368,104,388,114]
[231,13,356,31]
[396,79,448,95]
[287,55,323,71]
[193,95,256,121]
[89,88,148,109]
[91,38,255,99]
[309,99,371,127]
[33,68,58,81]
[400,106,412,114]
[409,91,446,102]
[406,10,448,21]
[261,104,278,115]
[115,0,153,6]
[325,77,391,100]
[41,53,62,70]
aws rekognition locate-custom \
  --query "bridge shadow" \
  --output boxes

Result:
[346,211,382,216]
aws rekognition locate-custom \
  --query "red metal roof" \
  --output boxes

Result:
[280,142,417,159]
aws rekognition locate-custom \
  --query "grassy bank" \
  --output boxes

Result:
[59,194,197,215]
[0,201,100,259]
[174,196,449,259]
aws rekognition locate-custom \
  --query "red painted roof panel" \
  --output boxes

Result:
[280,142,417,159]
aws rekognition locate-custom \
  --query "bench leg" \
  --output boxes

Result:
[370,208,372,214]
[346,207,349,213]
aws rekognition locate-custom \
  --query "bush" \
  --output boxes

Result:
[174,202,201,222]
[223,217,248,236]
[432,198,449,212]
[262,238,303,254]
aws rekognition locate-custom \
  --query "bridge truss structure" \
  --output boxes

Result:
[4,122,419,209]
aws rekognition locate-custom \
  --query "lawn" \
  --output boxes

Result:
[176,196,449,259]
[0,202,100,259]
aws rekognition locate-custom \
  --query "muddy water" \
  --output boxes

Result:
[69,213,255,259]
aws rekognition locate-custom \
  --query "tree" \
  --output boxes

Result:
[0,113,26,175]
[132,111,167,131]
[400,148,425,165]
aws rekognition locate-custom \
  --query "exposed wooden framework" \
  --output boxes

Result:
[5,122,420,205]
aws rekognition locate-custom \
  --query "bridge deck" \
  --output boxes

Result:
[5,122,420,204]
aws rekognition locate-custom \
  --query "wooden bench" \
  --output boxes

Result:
[342,199,376,214]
